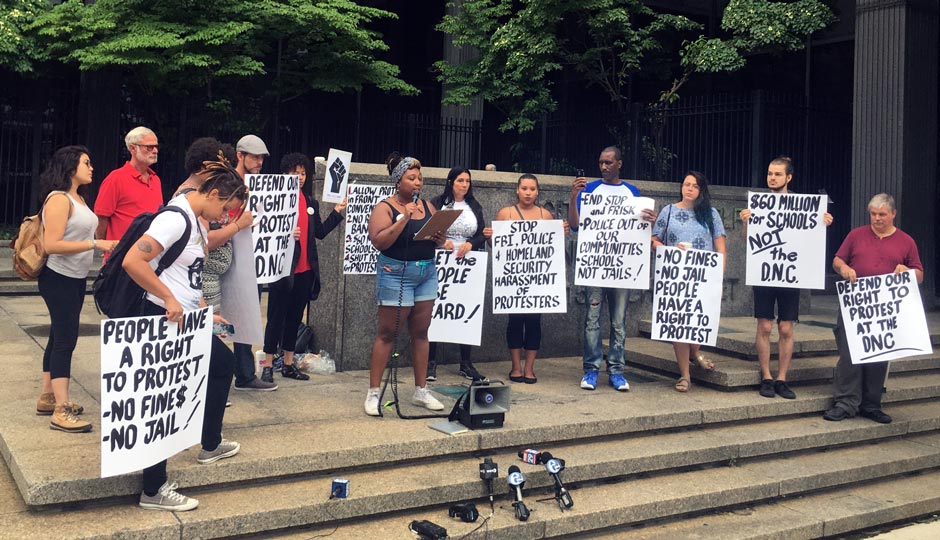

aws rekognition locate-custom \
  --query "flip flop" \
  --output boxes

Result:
[692,354,714,371]
[675,377,690,393]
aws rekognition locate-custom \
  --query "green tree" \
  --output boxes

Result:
[0,0,46,73]
[21,0,415,98]
[437,0,833,176]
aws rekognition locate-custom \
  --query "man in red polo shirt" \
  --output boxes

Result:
[94,126,164,242]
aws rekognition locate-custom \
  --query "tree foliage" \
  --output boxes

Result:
[437,0,834,134]
[0,0,46,73]
[16,0,415,97]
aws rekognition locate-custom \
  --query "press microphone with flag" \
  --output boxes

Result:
[541,452,573,510]
[506,465,530,521]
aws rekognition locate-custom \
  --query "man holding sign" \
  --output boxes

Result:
[569,146,657,392]
[739,156,833,400]
[824,193,924,424]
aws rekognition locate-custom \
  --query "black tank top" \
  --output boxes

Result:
[380,199,436,261]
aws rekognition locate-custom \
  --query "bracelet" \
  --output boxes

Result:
[233,222,241,232]
[90,239,96,251]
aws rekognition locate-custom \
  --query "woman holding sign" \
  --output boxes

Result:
[261,153,346,381]
[427,166,488,383]
[364,153,447,417]
[651,171,726,392]
[484,173,569,384]
[123,160,248,511]
[36,146,118,433]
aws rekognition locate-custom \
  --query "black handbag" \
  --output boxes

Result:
[295,323,316,354]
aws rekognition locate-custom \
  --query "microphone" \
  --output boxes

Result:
[413,192,420,204]
[518,448,545,465]
[479,457,498,512]
[506,465,530,521]
[541,452,574,510]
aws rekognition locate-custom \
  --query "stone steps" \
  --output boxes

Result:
[236,433,940,540]
[13,372,940,507]
[626,338,940,389]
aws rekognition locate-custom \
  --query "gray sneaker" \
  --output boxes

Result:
[234,378,278,391]
[197,439,240,464]
[139,481,199,511]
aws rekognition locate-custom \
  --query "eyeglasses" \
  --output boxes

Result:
[135,144,160,152]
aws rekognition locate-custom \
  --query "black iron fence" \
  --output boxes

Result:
[0,87,850,243]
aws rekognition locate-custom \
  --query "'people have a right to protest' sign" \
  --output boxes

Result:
[428,250,487,345]
[343,184,397,274]
[575,195,654,289]
[247,174,299,284]
[491,220,567,314]
[745,192,827,289]
[100,308,213,478]
[651,246,723,346]
[837,270,931,364]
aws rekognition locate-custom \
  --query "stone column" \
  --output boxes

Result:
[440,0,484,168]
[852,0,938,300]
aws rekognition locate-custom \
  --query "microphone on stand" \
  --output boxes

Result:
[507,465,530,521]
[541,452,574,510]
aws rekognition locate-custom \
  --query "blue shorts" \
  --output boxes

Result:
[375,254,438,307]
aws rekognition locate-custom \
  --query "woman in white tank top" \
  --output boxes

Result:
[36,146,117,433]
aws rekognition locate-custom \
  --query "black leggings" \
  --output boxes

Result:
[263,271,314,354]
[506,313,542,351]
[38,266,86,379]
[428,342,472,367]
[142,300,234,496]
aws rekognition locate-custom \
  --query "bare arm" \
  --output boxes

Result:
[122,235,184,321]
[832,255,856,283]
[95,215,109,240]
[368,200,410,251]
[568,177,585,230]
[206,210,252,251]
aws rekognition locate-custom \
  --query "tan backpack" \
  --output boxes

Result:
[9,193,64,281]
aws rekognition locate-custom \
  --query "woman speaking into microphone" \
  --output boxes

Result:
[364,153,447,417]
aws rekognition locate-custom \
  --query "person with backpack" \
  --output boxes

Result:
[35,146,118,433]
[121,160,248,511]
[260,153,346,380]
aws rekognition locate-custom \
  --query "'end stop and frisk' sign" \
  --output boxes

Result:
[99,308,213,478]
[837,270,931,364]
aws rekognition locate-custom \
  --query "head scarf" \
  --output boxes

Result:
[390,157,416,184]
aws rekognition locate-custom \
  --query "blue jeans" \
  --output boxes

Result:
[582,287,628,374]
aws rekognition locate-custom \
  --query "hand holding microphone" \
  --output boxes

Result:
[507,465,530,521]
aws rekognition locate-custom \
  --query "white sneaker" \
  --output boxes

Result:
[364,388,381,416]
[412,386,444,411]
[139,481,199,511]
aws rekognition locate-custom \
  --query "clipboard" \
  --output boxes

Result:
[413,209,463,241]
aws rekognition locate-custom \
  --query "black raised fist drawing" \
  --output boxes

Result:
[329,158,347,193]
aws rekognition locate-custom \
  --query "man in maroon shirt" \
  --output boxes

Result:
[94,126,163,242]
[824,193,924,424]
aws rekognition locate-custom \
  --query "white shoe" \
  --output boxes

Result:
[139,481,199,511]
[412,386,444,411]
[364,388,381,417]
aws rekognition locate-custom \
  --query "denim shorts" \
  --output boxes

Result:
[375,254,438,307]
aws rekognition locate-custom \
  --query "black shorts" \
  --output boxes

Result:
[753,286,800,322]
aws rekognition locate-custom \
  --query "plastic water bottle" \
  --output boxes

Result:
[254,349,265,375]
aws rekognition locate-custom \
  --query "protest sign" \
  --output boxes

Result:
[491,220,566,314]
[247,174,299,284]
[836,270,931,364]
[651,246,723,346]
[100,308,213,478]
[343,183,397,274]
[745,192,827,289]
[323,148,352,204]
[575,195,654,289]
[428,250,488,345]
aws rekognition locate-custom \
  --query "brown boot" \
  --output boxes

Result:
[50,404,92,433]
[36,392,56,416]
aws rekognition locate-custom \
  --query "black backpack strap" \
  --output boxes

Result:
[154,206,193,276]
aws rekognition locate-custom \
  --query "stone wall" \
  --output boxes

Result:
[307,163,764,371]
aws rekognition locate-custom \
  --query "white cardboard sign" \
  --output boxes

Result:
[651,246,724,346]
[246,174,299,284]
[575,195,654,289]
[745,192,827,289]
[322,148,352,204]
[428,250,487,345]
[343,183,397,274]
[491,220,567,314]
[100,308,213,478]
